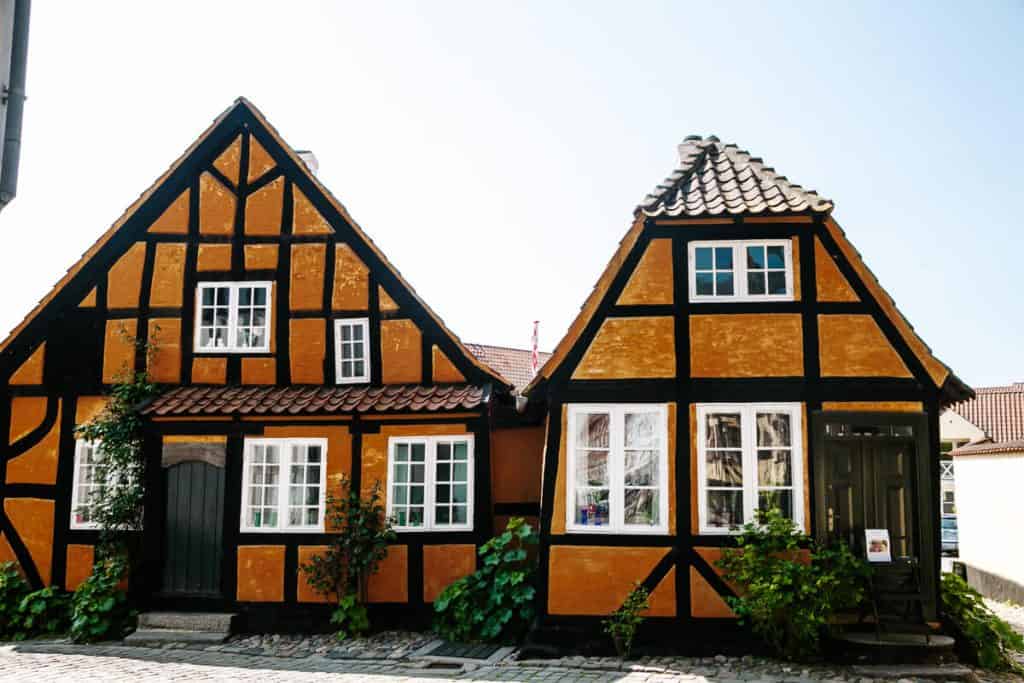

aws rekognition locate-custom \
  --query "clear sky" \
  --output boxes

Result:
[2,2,1021,388]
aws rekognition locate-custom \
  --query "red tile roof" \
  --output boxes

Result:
[639,135,834,218]
[465,343,550,391]
[142,384,489,417]
[950,438,1024,457]
[948,382,1024,444]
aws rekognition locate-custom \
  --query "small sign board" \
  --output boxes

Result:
[865,529,892,563]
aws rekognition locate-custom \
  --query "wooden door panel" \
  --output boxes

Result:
[161,461,225,596]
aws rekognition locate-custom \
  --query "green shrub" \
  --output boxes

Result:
[717,508,870,661]
[330,593,370,641]
[942,572,1024,672]
[0,562,31,639]
[70,556,132,643]
[603,583,650,661]
[433,517,538,643]
[15,586,70,638]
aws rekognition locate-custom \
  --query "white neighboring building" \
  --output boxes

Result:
[944,382,1024,602]
[938,409,985,516]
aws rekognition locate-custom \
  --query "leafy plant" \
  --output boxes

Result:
[942,572,1024,672]
[717,508,871,661]
[300,476,395,641]
[0,562,31,639]
[70,556,133,643]
[14,587,70,638]
[433,517,538,643]
[603,583,650,661]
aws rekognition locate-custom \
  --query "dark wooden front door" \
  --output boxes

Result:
[161,460,225,596]
[822,432,916,558]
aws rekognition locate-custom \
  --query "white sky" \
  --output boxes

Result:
[2,2,1021,387]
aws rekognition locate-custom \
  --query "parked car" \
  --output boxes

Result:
[941,516,959,556]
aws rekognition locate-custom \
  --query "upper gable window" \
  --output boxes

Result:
[194,282,272,353]
[334,318,370,384]
[689,240,794,302]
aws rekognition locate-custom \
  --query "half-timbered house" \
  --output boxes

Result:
[524,136,973,638]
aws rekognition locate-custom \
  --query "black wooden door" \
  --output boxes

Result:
[161,461,225,596]
[823,439,916,558]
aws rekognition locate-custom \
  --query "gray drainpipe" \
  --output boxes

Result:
[0,0,30,210]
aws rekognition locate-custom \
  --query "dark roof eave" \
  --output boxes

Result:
[940,373,975,408]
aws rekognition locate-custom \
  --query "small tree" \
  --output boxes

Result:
[300,476,396,640]
[603,583,650,663]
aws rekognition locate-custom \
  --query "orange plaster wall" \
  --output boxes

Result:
[378,286,399,312]
[241,358,276,385]
[423,544,476,602]
[0,533,15,567]
[818,315,912,378]
[547,546,670,616]
[236,545,285,602]
[213,135,241,185]
[248,137,275,182]
[431,346,465,384]
[79,288,97,307]
[147,190,189,234]
[814,237,858,302]
[572,316,676,380]
[6,399,61,485]
[292,186,333,234]
[150,243,186,308]
[192,357,227,384]
[368,545,408,603]
[107,242,146,309]
[380,319,421,384]
[690,314,803,378]
[147,318,182,384]
[491,427,545,504]
[244,244,278,270]
[360,423,468,499]
[5,498,54,585]
[647,566,677,617]
[617,238,673,306]
[65,545,94,591]
[289,318,326,384]
[690,567,735,618]
[244,176,284,235]
[296,545,330,603]
[821,401,924,413]
[197,243,232,272]
[9,344,44,385]
[198,172,236,235]
[102,319,138,384]
[289,244,326,311]
[550,406,567,534]
[332,244,369,310]
[75,396,108,427]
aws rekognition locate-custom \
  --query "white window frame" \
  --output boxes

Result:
[696,403,803,535]
[194,281,273,353]
[565,404,670,535]
[386,435,475,532]
[688,239,794,303]
[239,438,327,533]
[70,440,104,530]
[334,318,371,384]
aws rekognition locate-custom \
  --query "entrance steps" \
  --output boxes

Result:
[124,611,235,646]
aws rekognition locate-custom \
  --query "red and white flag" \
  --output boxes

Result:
[531,321,540,377]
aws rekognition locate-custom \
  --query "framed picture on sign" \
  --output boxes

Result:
[865,529,892,563]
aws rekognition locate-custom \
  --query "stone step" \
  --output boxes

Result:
[124,628,229,646]
[137,611,236,632]
[850,664,976,680]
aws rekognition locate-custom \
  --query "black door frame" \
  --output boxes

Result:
[811,410,936,618]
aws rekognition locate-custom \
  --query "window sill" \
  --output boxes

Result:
[195,347,272,355]
[239,526,326,534]
[393,525,474,533]
[689,295,794,304]
[565,525,669,535]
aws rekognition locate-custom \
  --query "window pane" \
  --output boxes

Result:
[715,247,733,269]
[410,486,424,505]
[239,288,252,305]
[766,245,785,269]
[202,288,215,305]
[696,272,714,295]
[453,506,468,524]
[411,464,424,483]
[436,506,450,524]
[757,413,791,447]
[408,508,424,526]
[574,489,610,526]
[706,414,741,448]
[436,484,450,504]
[624,450,657,486]
[747,272,766,295]
[395,444,409,462]
[767,271,787,295]
[411,444,426,462]
[394,486,407,504]
[575,450,608,486]
[624,489,658,526]
[436,462,451,482]
[758,490,793,520]
[437,443,451,461]
[746,245,765,269]
[624,413,657,448]
[577,413,609,448]
[452,484,467,504]
[341,325,352,342]
[453,442,468,460]
[216,288,229,305]
[715,272,734,295]
[706,451,743,486]
[351,324,363,341]
[695,247,712,270]
[707,490,743,528]
[758,450,792,486]
[254,288,267,305]
[394,464,408,483]
[452,462,467,481]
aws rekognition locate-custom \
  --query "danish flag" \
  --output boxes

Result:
[531,321,540,377]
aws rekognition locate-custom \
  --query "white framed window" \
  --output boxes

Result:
[566,404,669,534]
[334,318,370,384]
[696,403,803,534]
[240,438,327,532]
[688,240,794,302]
[387,435,474,531]
[194,281,273,353]
[70,440,104,530]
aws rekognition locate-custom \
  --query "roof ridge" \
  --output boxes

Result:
[466,342,552,354]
